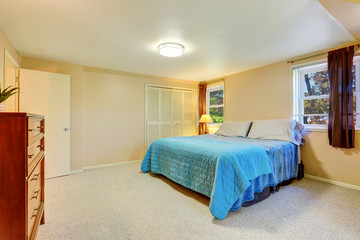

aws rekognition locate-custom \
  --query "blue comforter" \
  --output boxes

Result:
[141,135,298,219]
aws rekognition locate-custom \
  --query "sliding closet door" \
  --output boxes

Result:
[146,85,195,150]
[172,90,183,137]
[147,87,160,149]
[146,87,173,149]
[159,88,172,138]
[183,91,195,136]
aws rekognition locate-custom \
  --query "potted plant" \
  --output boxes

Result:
[0,85,18,112]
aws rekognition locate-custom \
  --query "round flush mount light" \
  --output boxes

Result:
[158,42,185,57]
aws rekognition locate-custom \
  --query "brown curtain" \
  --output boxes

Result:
[199,83,207,135]
[328,46,355,148]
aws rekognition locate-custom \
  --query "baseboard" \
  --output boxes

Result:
[304,174,360,191]
[70,169,84,174]
[83,160,142,170]
[70,160,142,174]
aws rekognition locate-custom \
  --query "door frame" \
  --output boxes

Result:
[144,83,196,153]
[3,50,20,111]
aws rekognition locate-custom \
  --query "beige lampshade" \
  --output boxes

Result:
[199,114,213,123]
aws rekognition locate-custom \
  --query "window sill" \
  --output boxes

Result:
[208,123,222,126]
[303,126,327,132]
[303,125,360,133]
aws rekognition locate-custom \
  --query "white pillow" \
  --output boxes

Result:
[247,119,304,145]
[215,121,252,137]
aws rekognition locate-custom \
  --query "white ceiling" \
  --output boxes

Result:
[0,0,355,81]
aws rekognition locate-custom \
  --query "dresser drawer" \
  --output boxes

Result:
[28,162,41,200]
[28,151,44,177]
[28,139,42,166]
[27,181,42,237]
[28,118,43,138]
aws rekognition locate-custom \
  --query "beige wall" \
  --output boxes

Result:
[226,61,291,120]
[0,29,21,87]
[224,61,360,187]
[21,57,197,170]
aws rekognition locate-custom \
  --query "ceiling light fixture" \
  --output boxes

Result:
[158,42,185,57]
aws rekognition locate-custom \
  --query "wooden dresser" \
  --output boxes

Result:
[0,113,45,240]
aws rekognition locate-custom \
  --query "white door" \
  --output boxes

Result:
[19,69,71,179]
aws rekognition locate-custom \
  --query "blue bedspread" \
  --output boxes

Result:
[141,135,298,219]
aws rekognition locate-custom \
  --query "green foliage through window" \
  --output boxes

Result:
[210,90,223,105]
[207,86,224,123]
[304,98,329,115]
[304,70,329,97]
[210,107,223,123]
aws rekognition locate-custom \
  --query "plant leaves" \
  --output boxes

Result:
[0,85,18,103]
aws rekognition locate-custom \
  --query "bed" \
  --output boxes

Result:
[141,119,303,219]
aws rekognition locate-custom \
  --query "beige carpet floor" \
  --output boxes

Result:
[37,161,360,240]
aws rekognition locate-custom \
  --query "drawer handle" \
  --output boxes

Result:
[28,154,34,159]
[31,173,40,181]
[32,207,40,218]
[32,190,40,200]
[29,126,42,132]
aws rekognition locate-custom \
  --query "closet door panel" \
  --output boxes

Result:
[160,89,171,122]
[147,125,160,149]
[173,124,182,137]
[172,90,182,122]
[172,90,183,136]
[160,125,172,138]
[147,87,160,149]
[159,89,172,139]
[148,88,159,122]
[183,91,195,135]
[183,91,194,122]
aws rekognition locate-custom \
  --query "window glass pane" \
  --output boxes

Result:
[354,95,356,113]
[303,70,329,97]
[304,98,329,114]
[352,64,356,92]
[303,116,328,125]
[295,59,360,127]
[209,107,223,123]
[210,90,223,106]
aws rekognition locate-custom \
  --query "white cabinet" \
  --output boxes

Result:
[145,85,196,150]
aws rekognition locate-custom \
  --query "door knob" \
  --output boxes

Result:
[64,127,71,132]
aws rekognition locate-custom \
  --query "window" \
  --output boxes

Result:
[293,55,360,128]
[207,84,224,123]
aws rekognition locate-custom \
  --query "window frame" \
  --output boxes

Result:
[353,55,360,128]
[206,84,224,125]
[292,54,360,131]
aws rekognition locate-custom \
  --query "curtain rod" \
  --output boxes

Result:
[287,43,360,64]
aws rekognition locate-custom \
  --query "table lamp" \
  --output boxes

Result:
[199,114,213,134]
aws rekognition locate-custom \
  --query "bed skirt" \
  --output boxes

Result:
[240,162,304,208]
